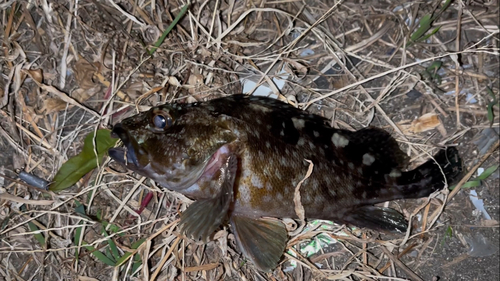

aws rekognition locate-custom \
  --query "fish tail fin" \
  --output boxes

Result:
[394,147,463,199]
[343,148,462,233]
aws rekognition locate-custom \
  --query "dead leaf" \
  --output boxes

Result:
[290,159,314,236]
[41,97,69,114]
[71,59,101,104]
[184,263,220,272]
[37,83,99,117]
[73,59,97,90]
[436,121,448,137]
[186,96,197,103]
[188,73,204,87]
[168,76,181,87]
[94,72,130,102]
[480,219,499,227]
[188,73,204,94]
[401,113,443,134]
[25,68,43,83]
[71,88,94,104]
[410,113,441,133]
[282,218,298,232]
[199,47,212,59]
[213,229,227,240]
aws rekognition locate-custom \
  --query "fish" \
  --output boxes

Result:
[108,94,462,272]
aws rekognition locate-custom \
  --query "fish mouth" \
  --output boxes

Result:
[108,123,141,168]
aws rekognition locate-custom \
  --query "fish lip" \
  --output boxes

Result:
[108,123,140,167]
[110,130,120,139]
[108,147,139,167]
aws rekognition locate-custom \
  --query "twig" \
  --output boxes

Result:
[448,140,500,202]
[454,1,464,130]
[380,247,424,281]
[150,236,181,281]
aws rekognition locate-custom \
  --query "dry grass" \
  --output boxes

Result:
[0,0,499,280]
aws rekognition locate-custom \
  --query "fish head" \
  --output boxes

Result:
[108,103,236,191]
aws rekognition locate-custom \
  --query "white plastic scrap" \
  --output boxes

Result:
[240,68,288,98]
[469,190,492,220]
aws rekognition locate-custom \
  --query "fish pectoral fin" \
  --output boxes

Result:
[346,206,408,233]
[230,215,288,272]
[180,155,237,242]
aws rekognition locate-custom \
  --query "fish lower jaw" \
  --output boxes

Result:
[108,147,138,167]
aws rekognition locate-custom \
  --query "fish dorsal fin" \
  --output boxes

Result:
[230,215,288,272]
[179,155,237,242]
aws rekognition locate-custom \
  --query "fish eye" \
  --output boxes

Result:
[152,112,173,130]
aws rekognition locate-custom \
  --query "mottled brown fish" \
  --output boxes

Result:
[109,94,462,271]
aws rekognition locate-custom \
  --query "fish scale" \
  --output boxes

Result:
[109,94,463,272]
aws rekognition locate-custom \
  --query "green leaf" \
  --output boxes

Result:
[73,201,120,267]
[115,252,133,266]
[418,27,441,43]
[131,238,146,249]
[409,14,432,44]
[27,221,47,247]
[449,164,499,190]
[82,241,117,266]
[96,209,103,221]
[426,61,443,73]
[74,222,84,262]
[486,87,498,127]
[477,164,499,180]
[487,103,495,125]
[148,3,189,55]
[101,228,121,261]
[131,256,142,276]
[445,226,453,238]
[115,239,146,267]
[19,205,47,247]
[438,0,453,15]
[407,0,452,47]
[74,222,116,266]
[74,202,86,216]
[0,215,10,232]
[102,221,122,235]
[449,180,479,190]
[424,60,443,84]
[50,129,118,192]
[460,180,481,189]
[441,225,453,247]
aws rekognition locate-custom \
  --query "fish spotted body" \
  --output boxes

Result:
[109,94,462,271]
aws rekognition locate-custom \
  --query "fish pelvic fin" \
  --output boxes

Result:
[230,215,288,272]
[179,155,237,242]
